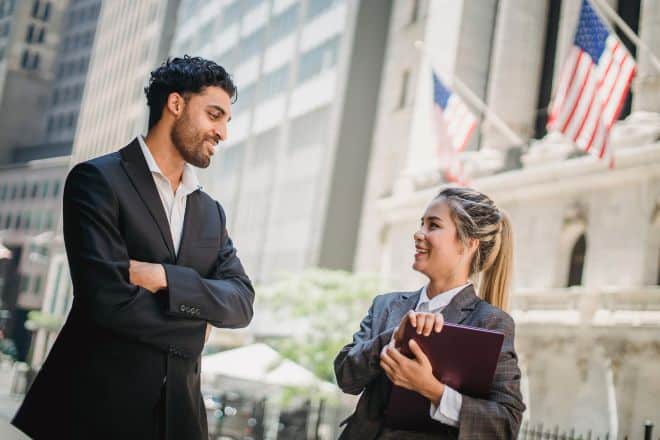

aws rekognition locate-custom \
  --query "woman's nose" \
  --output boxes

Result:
[413,230,425,241]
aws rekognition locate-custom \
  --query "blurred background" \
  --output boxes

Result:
[0,0,658,439]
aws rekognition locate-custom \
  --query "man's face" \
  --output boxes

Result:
[170,86,232,168]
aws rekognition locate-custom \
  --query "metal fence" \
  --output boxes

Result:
[520,420,656,440]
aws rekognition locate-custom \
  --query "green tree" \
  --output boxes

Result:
[256,269,388,382]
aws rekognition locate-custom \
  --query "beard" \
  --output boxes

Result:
[170,111,215,168]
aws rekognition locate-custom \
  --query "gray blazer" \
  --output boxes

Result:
[334,285,525,439]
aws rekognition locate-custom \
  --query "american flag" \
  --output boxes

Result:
[432,71,477,182]
[548,0,636,163]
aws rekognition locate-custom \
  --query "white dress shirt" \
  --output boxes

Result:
[137,136,201,255]
[415,283,471,427]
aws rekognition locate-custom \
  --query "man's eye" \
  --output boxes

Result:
[209,113,219,119]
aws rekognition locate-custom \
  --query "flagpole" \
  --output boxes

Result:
[589,0,660,73]
[414,41,526,148]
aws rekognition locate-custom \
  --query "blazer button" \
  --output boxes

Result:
[180,304,186,312]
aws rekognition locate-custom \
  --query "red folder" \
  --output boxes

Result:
[383,322,504,432]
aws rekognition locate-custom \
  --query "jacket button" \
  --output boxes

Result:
[180,304,186,312]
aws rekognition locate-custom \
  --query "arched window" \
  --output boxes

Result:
[656,250,659,286]
[567,234,586,287]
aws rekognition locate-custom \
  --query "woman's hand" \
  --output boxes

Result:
[392,311,444,348]
[380,339,445,405]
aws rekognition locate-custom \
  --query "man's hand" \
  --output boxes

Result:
[392,311,444,348]
[129,260,167,293]
[380,339,445,405]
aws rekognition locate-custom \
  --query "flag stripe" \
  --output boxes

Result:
[547,0,636,163]
[432,72,477,183]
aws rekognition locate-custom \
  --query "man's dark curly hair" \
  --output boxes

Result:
[144,55,237,129]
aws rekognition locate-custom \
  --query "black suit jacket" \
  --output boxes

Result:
[12,139,255,439]
[334,285,525,440]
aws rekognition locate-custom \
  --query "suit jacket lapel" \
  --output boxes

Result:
[442,284,481,325]
[175,191,201,264]
[119,139,176,260]
[387,289,422,327]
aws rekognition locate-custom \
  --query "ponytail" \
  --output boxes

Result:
[480,212,513,310]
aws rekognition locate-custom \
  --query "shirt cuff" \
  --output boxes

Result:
[429,385,462,426]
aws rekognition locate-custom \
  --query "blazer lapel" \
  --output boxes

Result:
[119,139,176,260]
[442,284,481,325]
[175,190,201,264]
[387,289,422,327]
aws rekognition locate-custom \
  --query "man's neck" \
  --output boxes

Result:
[144,131,185,192]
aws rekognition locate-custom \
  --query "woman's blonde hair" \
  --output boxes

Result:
[435,187,513,310]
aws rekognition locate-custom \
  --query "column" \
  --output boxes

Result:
[633,0,660,112]
[481,0,549,150]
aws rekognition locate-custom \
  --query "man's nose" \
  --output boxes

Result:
[214,123,226,142]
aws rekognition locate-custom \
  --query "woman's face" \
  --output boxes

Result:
[412,199,469,281]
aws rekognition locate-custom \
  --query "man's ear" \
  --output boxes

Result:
[166,92,185,117]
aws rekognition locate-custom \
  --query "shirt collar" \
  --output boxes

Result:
[137,135,201,195]
[417,282,472,312]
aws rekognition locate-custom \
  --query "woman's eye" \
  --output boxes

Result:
[209,113,219,120]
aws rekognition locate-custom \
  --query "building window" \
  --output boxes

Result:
[270,3,299,44]
[20,49,29,68]
[44,211,53,229]
[19,275,29,293]
[52,181,61,198]
[259,65,289,102]
[30,183,38,198]
[398,70,410,109]
[306,0,339,20]
[288,106,329,153]
[26,24,34,43]
[409,0,421,24]
[251,128,279,166]
[297,37,339,83]
[42,1,50,21]
[31,0,40,19]
[220,143,244,176]
[614,0,641,120]
[239,27,265,61]
[533,0,561,139]
[37,27,45,43]
[223,1,243,24]
[567,234,586,287]
[33,275,42,294]
[233,83,256,115]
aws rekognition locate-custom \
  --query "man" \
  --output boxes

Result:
[12,56,254,439]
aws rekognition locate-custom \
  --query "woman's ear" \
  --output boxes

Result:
[468,238,479,256]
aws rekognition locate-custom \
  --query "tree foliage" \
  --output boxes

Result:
[256,269,388,382]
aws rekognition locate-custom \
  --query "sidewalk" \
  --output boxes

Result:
[0,360,29,439]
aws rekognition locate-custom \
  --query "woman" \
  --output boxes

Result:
[334,187,525,439]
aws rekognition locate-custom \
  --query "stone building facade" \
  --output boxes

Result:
[354,1,660,438]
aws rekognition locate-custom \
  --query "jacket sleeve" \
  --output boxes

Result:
[458,312,526,439]
[63,162,206,358]
[334,298,394,395]
[162,202,255,329]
